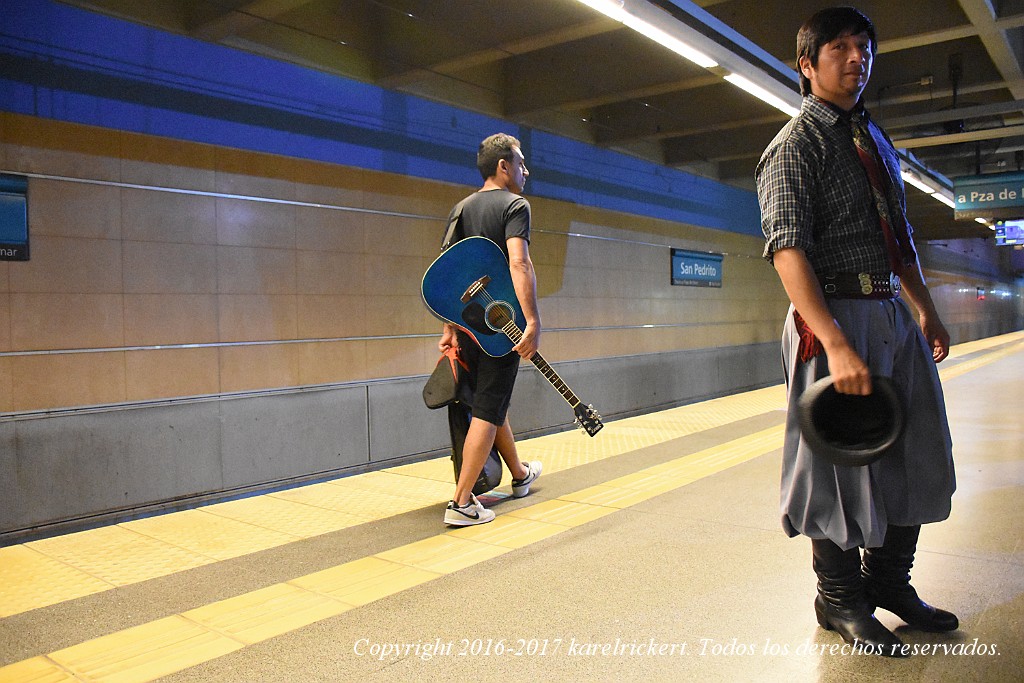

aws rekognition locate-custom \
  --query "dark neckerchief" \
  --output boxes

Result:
[811,97,918,270]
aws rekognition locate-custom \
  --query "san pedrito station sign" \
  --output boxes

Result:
[671,248,723,288]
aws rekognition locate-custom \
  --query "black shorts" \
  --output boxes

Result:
[456,330,520,426]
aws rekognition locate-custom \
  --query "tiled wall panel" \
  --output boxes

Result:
[2,114,1020,415]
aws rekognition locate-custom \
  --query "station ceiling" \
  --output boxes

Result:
[57,0,1024,242]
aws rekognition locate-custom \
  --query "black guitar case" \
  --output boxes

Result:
[448,364,503,496]
[439,195,502,496]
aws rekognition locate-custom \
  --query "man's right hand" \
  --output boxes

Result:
[439,323,458,353]
[772,247,872,395]
[823,341,873,395]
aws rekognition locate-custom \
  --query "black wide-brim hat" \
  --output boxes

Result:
[797,375,906,467]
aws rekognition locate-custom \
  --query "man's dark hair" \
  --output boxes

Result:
[797,6,876,96]
[477,133,521,180]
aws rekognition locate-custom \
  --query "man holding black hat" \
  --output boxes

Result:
[756,6,957,656]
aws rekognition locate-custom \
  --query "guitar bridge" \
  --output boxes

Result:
[461,275,491,303]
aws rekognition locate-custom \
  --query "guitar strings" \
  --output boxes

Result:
[474,288,578,405]
[474,285,602,435]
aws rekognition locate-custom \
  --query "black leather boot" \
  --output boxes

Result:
[812,538,906,656]
[863,525,959,632]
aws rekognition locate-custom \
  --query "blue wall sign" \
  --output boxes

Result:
[0,174,29,261]
[671,248,723,287]
[953,172,1024,220]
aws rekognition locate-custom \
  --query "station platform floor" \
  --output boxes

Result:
[1,330,1022,683]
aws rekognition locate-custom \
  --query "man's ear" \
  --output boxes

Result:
[798,55,812,79]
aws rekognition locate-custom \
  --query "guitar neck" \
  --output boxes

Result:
[501,321,581,409]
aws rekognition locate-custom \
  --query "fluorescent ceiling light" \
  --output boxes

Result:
[576,0,717,68]
[900,170,938,194]
[619,14,717,68]
[931,192,955,208]
[724,73,800,117]
[575,0,627,21]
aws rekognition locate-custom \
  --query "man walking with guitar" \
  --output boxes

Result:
[438,133,543,526]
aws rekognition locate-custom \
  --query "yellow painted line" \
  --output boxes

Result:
[289,556,441,607]
[444,514,567,549]
[376,534,512,574]
[48,616,243,683]
[182,583,354,645]
[0,424,784,683]
[558,484,658,509]
[605,471,698,495]
[504,498,617,527]
[0,656,77,682]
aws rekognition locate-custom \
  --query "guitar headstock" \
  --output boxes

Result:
[574,403,604,437]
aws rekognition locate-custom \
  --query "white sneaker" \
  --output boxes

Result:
[511,461,542,498]
[444,494,495,526]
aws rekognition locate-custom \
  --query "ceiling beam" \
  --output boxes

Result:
[874,78,1024,110]
[190,0,313,41]
[957,0,1024,100]
[920,140,1024,159]
[604,111,786,147]
[884,99,1024,129]
[379,18,620,89]
[426,18,618,76]
[893,124,1024,148]
[876,12,1024,53]
[509,74,721,118]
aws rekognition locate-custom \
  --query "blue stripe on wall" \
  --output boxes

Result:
[0,0,762,236]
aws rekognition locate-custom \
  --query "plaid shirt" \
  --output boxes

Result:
[756,96,911,273]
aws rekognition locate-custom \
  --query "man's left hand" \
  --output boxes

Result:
[513,322,539,360]
[920,315,950,363]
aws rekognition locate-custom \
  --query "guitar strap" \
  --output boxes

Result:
[440,195,474,252]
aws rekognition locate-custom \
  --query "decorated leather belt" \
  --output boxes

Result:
[819,272,901,299]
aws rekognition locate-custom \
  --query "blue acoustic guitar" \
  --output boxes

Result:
[422,236,603,437]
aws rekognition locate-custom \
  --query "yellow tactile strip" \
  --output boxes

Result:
[0,546,113,619]
[121,509,298,562]
[1,330,1019,623]
[0,425,784,683]
[26,525,212,585]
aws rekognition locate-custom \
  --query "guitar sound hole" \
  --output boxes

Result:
[484,302,515,332]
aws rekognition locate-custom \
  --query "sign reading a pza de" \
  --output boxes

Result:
[953,172,1024,220]
[671,248,723,287]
